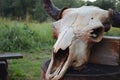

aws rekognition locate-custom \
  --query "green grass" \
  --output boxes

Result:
[0,18,119,80]
[105,27,120,36]
[8,50,51,80]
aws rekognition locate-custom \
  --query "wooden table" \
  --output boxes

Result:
[0,53,23,80]
[41,60,120,80]
[0,53,23,60]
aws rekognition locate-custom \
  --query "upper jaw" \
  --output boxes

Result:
[46,48,69,80]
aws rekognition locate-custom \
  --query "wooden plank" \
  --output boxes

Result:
[89,36,120,66]
[0,53,23,60]
[41,60,120,80]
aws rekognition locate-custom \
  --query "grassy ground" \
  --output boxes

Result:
[8,50,51,80]
[0,18,119,80]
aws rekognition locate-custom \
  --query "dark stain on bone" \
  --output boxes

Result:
[91,17,94,20]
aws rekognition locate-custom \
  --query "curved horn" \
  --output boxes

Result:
[43,0,61,20]
[109,10,120,28]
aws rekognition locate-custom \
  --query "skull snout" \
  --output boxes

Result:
[46,48,71,80]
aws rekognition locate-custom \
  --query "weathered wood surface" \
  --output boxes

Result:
[89,36,120,66]
[0,53,23,60]
[41,60,120,80]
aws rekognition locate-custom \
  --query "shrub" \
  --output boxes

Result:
[0,23,32,51]
[0,21,55,52]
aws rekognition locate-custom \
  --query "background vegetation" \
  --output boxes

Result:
[0,0,120,22]
[0,18,55,52]
[0,0,119,80]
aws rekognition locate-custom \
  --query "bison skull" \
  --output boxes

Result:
[43,0,120,80]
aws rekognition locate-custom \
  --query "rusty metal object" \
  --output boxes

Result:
[41,59,120,80]
[89,36,120,66]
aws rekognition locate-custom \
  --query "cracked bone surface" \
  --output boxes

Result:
[46,6,112,80]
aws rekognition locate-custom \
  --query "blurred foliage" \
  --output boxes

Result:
[0,23,36,51]
[1,0,120,22]
[86,0,117,10]
[0,19,55,52]
[34,0,47,22]
[105,27,120,36]
[53,0,85,8]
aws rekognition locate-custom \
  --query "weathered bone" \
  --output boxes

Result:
[43,0,120,80]
[45,6,113,80]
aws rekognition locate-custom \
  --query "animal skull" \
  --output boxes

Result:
[43,0,120,80]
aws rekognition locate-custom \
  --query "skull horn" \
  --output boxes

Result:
[43,0,61,20]
[109,9,120,28]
